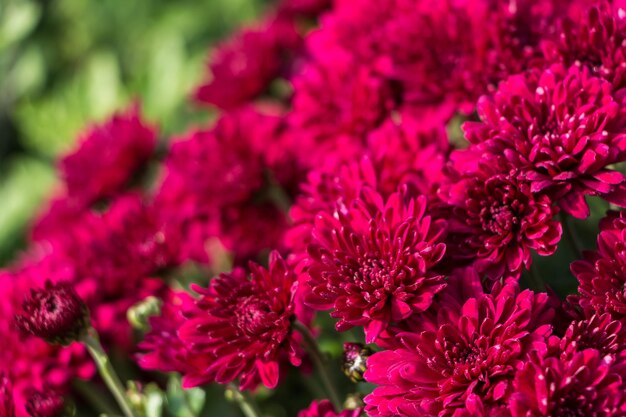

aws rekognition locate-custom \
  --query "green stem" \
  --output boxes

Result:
[293,320,342,410]
[227,383,263,417]
[559,212,582,259]
[82,329,138,417]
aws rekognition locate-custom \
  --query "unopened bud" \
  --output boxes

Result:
[342,343,372,383]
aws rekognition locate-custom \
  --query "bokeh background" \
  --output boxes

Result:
[0,0,271,266]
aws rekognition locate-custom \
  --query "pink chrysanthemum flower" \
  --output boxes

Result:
[297,400,362,417]
[560,313,626,360]
[305,187,447,343]
[33,105,156,241]
[463,64,626,219]
[364,282,553,416]
[156,108,288,264]
[193,16,300,109]
[440,159,561,280]
[511,349,626,416]
[288,53,394,169]
[543,1,626,89]
[179,252,306,390]
[571,211,626,319]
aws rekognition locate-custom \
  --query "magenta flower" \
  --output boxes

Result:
[288,53,394,169]
[364,282,553,416]
[571,210,626,319]
[440,159,561,280]
[178,252,306,390]
[560,313,626,360]
[33,105,156,241]
[15,282,89,345]
[193,16,300,109]
[543,1,626,89]
[297,400,362,417]
[156,107,286,264]
[463,64,626,218]
[305,186,446,343]
[511,349,625,416]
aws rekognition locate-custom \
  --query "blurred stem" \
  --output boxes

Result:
[82,329,139,417]
[227,383,262,417]
[293,320,342,410]
[72,380,117,415]
[559,212,582,259]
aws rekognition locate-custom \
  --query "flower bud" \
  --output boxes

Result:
[15,282,89,345]
[127,296,162,332]
[341,343,372,383]
[25,391,75,417]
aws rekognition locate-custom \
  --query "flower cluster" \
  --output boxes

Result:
[7,0,626,416]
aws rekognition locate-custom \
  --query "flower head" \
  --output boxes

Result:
[305,187,447,343]
[297,400,362,417]
[543,1,626,89]
[571,210,626,319]
[441,158,561,280]
[364,282,554,416]
[193,16,301,109]
[15,282,89,346]
[25,391,73,417]
[179,252,306,390]
[511,349,625,416]
[463,64,626,218]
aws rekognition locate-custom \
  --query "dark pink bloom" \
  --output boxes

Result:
[288,53,394,169]
[305,187,446,343]
[560,313,626,360]
[0,272,93,417]
[15,282,89,345]
[193,16,301,109]
[278,0,331,16]
[179,252,306,390]
[543,1,626,89]
[511,349,625,416]
[297,400,362,417]
[463,64,626,219]
[440,159,561,280]
[156,108,287,264]
[364,282,553,416]
[32,105,156,241]
[571,210,626,320]
[309,0,559,119]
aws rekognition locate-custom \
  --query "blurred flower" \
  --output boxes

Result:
[179,252,306,390]
[305,187,446,343]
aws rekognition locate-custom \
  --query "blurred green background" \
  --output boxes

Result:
[0,0,272,266]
